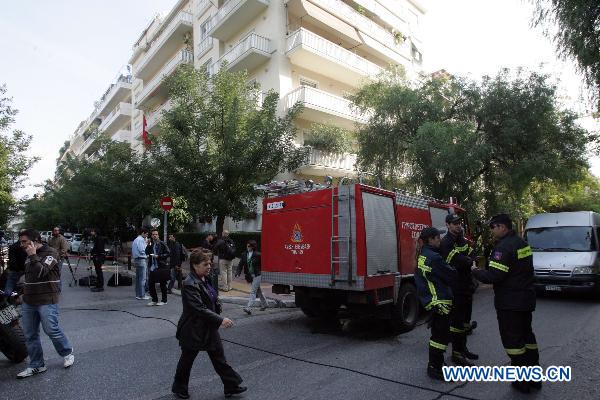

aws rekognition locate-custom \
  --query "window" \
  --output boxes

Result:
[200,19,210,39]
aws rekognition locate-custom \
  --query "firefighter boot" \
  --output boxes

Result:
[451,351,474,366]
[511,381,531,394]
[427,349,445,381]
[462,347,479,360]
[525,345,541,390]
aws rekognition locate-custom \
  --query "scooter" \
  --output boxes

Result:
[0,290,27,363]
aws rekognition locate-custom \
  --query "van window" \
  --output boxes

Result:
[525,226,596,252]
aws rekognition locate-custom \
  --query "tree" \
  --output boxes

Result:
[304,123,354,154]
[531,0,600,111]
[0,84,38,225]
[24,139,156,233]
[352,69,595,219]
[147,64,307,235]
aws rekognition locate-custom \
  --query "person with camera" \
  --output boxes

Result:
[90,229,107,292]
[17,229,74,379]
[145,229,170,306]
[172,250,245,399]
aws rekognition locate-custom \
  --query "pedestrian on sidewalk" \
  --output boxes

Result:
[200,233,219,292]
[132,228,150,300]
[236,240,267,315]
[17,229,74,379]
[90,229,107,292]
[172,250,246,399]
[145,229,170,306]
[47,227,68,287]
[215,230,236,292]
[167,233,186,293]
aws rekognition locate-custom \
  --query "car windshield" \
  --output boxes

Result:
[525,226,595,252]
[73,234,82,241]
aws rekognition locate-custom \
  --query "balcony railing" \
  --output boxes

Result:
[136,49,193,108]
[197,36,213,59]
[147,100,173,131]
[217,32,271,71]
[286,28,383,78]
[198,0,211,16]
[98,102,132,132]
[207,0,269,40]
[135,11,193,79]
[317,0,406,53]
[301,148,357,173]
[285,86,367,123]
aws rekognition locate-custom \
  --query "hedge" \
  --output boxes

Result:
[174,231,261,258]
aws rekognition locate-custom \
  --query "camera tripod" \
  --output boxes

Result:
[76,240,95,289]
[64,254,78,287]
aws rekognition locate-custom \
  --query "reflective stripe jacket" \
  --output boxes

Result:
[440,232,473,295]
[472,232,536,311]
[415,244,457,311]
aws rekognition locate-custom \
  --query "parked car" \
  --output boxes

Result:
[40,231,52,243]
[525,211,600,296]
[63,232,73,242]
[69,234,84,253]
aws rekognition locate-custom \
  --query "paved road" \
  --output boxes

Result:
[1,276,599,400]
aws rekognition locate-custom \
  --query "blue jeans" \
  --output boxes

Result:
[21,302,73,368]
[2,270,22,297]
[134,258,148,298]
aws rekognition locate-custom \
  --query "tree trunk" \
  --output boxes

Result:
[216,214,225,237]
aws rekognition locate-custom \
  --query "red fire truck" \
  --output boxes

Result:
[261,183,466,332]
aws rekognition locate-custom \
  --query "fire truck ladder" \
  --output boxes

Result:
[330,185,354,286]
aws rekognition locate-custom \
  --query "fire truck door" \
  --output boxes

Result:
[362,192,398,275]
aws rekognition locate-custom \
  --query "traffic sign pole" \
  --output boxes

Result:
[159,197,174,242]
[163,211,168,242]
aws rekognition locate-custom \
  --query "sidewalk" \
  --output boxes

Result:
[78,257,296,309]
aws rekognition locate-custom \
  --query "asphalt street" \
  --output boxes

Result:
[1,271,599,400]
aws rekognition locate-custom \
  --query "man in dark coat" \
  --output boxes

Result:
[167,234,186,293]
[145,229,170,305]
[90,229,107,292]
[2,237,27,297]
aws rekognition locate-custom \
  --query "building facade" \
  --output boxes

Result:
[60,0,426,231]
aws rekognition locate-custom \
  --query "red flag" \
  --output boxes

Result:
[142,115,151,147]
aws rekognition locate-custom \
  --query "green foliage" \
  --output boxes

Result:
[23,139,157,233]
[304,123,354,153]
[0,85,38,225]
[174,231,261,257]
[531,0,600,110]
[524,171,600,214]
[353,68,596,220]
[147,64,307,235]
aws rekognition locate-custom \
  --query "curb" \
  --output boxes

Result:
[169,289,296,308]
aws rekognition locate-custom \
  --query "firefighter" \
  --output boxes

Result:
[415,227,457,380]
[472,214,540,393]
[439,214,478,366]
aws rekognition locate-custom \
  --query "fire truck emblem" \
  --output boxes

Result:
[291,223,303,243]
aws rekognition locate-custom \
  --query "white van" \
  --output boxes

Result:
[524,211,600,295]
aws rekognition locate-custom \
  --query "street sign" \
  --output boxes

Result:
[150,218,161,228]
[160,197,173,212]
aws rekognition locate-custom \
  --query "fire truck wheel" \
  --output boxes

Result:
[389,282,419,333]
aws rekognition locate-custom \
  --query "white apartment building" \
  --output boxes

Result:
[60,67,134,164]
[60,0,426,231]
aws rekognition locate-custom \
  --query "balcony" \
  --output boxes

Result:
[134,11,193,82]
[197,36,214,59]
[97,102,132,136]
[297,148,357,177]
[95,75,132,118]
[217,33,272,73]
[284,86,367,129]
[286,28,383,87]
[207,0,269,41]
[147,100,173,133]
[198,0,212,16]
[111,129,132,143]
[136,49,193,109]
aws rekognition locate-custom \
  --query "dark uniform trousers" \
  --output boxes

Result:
[497,310,539,367]
[450,294,470,354]
[174,334,243,390]
[429,309,451,368]
[92,255,105,288]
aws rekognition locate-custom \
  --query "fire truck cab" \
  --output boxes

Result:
[261,183,465,332]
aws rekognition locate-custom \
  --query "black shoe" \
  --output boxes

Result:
[172,389,190,399]
[529,380,542,390]
[427,365,445,381]
[167,289,173,294]
[511,381,531,394]
[466,321,478,335]
[452,352,474,366]
[260,305,267,311]
[462,348,479,360]
[224,386,247,397]
[91,287,104,292]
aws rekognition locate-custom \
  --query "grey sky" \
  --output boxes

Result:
[1,0,597,199]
